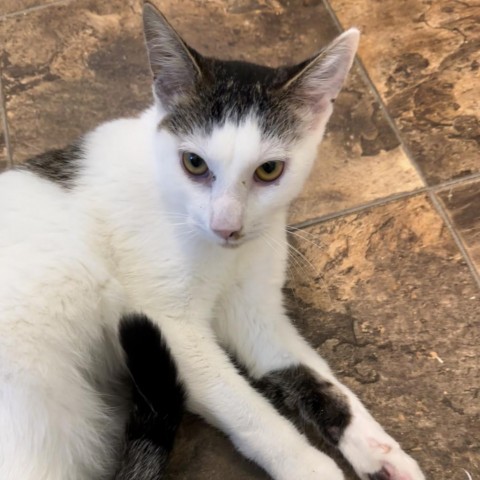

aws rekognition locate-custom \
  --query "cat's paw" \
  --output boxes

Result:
[339,415,425,480]
[366,457,424,480]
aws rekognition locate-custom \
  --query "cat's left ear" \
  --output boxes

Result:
[281,28,359,117]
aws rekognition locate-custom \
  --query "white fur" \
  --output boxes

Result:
[0,28,424,480]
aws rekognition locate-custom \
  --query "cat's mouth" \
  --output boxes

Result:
[221,239,243,249]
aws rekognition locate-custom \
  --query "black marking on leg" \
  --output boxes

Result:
[115,313,185,480]
[253,365,351,445]
[368,467,391,480]
[22,140,84,188]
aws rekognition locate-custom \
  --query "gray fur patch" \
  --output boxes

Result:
[22,140,84,188]
[253,365,352,445]
[115,439,168,480]
[159,55,308,142]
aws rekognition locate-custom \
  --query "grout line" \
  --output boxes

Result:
[432,171,480,192]
[0,0,74,20]
[0,72,13,168]
[290,187,428,229]
[429,191,480,289]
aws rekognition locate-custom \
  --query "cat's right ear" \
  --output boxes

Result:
[280,28,359,125]
[143,3,203,109]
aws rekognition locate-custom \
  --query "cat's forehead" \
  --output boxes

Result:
[179,116,287,169]
[161,58,302,142]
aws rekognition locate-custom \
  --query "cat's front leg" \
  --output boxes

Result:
[150,315,345,480]
[214,290,425,480]
[254,363,425,480]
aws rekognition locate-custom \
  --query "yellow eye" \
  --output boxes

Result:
[182,152,209,177]
[254,161,285,183]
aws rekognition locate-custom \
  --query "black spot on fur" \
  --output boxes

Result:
[253,365,351,445]
[368,466,392,480]
[23,140,84,188]
[115,313,185,480]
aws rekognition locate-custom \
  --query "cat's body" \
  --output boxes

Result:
[0,4,426,480]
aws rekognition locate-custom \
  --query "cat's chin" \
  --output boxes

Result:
[220,241,243,250]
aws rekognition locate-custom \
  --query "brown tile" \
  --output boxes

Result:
[0,0,60,17]
[0,0,152,163]
[438,179,480,271]
[286,194,480,479]
[330,0,480,185]
[1,0,422,219]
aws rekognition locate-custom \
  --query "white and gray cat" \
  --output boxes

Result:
[0,3,425,480]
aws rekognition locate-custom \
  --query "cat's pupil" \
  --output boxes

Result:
[262,162,276,173]
[190,154,203,168]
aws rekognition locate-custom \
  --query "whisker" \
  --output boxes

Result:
[264,231,310,280]
[287,228,326,252]
[261,233,297,281]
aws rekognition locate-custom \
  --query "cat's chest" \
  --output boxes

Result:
[119,239,242,320]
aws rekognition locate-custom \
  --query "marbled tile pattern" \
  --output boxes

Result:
[0,0,152,161]
[0,0,479,479]
[329,0,480,185]
[439,179,480,270]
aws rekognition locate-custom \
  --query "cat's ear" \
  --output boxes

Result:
[281,28,359,118]
[143,3,203,108]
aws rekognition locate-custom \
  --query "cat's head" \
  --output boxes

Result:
[143,3,359,248]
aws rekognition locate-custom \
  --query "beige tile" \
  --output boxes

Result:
[286,194,480,479]
[330,0,480,185]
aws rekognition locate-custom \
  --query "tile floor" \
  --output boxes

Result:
[0,0,479,478]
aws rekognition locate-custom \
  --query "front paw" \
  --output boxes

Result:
[340,416,425,480]
[365,454,425,480]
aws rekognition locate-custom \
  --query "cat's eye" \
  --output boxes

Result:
[254,161,285,183]
[182,152,209,177]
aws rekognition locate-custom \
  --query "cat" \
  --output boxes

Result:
[0,2,426,480]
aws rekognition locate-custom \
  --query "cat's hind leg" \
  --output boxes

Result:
[0,364,123,480]
[0,251,127,480]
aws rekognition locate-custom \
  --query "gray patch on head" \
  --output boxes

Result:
[22,140,84,189]
[160,55,308,143]
[253,365,352,445]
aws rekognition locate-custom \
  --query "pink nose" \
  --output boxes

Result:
[213,228,240,241]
